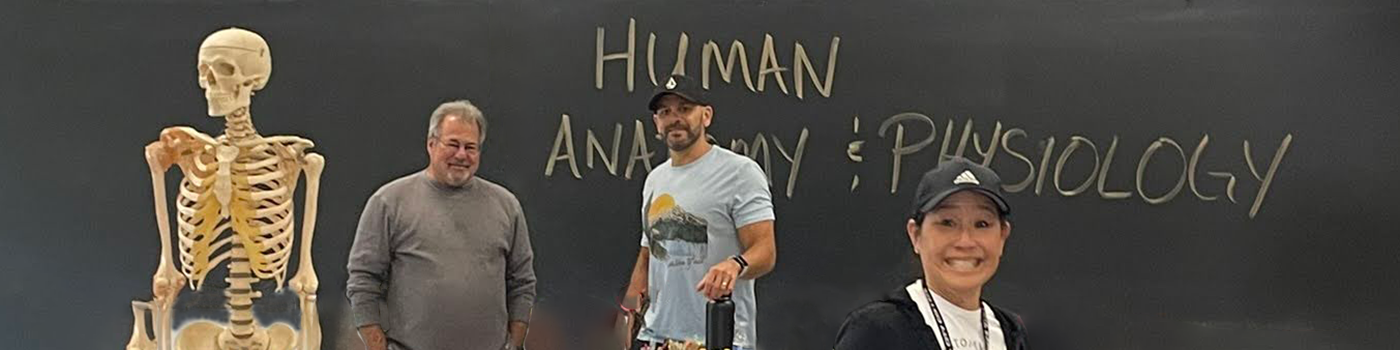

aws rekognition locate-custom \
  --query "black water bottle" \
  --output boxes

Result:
[706,295,735,350]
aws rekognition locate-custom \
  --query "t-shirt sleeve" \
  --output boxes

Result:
[639,185,652,247]
[729,158,775,228]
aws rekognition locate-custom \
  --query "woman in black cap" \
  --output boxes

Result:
[834,157,1028,350]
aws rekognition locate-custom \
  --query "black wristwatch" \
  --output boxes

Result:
[730,254,749,275]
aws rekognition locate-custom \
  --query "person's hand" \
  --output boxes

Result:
[615,310,635,350]
[695,259,742,299]
[358,324,387,350]
[616,292,646,350]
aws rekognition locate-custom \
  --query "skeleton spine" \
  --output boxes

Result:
[225,242,260,347]
[225,111,258,141]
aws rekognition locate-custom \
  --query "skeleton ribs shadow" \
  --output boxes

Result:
[127,27,325,350]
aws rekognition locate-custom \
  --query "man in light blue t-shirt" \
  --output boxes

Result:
[621,74,777,350]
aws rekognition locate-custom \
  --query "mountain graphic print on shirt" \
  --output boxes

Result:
[645,193,710,267]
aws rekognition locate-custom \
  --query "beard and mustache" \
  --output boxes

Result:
[661,120,705,151]
[442,164,473,185]
[433,159,476,187]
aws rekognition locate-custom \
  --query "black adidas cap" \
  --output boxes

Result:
[647,74,710,111]
[910,157,1011,220]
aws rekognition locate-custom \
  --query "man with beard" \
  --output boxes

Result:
[346,100,537,350]
[620,74,778,350]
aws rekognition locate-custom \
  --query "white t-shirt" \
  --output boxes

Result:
[907,280,1006,350]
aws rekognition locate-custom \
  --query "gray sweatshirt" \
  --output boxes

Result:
[346,171,536,350]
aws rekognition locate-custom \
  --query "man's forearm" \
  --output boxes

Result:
[358,324,387,350]
[507,320,528,347]
[625,248,649,297]
[735,220,777,280]
[737,240,775,279]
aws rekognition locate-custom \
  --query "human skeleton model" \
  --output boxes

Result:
[126,28,324,350]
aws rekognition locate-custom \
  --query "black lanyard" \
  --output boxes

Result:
[921,282,989,350]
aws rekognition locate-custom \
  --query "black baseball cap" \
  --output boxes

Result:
[910,157,1011,220]
[648,74,710,111]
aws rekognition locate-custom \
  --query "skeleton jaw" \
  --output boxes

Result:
[206,88,251,117]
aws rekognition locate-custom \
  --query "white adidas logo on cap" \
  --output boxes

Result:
[666,77,678,89]
[953,170,980,185]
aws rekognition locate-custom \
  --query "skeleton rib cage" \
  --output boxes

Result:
[173,133,312,291]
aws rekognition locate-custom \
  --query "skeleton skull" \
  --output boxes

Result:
[198,28,271,117]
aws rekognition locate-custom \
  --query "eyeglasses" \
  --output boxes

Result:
[433,138,479,154]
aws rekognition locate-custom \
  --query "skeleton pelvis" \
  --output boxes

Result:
[175,321,296,350]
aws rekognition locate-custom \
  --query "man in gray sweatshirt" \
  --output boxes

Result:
[347,100,536,350]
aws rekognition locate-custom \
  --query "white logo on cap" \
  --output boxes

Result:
[953,170,980,185]
[666,77,677,89]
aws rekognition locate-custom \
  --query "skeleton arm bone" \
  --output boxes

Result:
[289,152,325,350]
[138,127,212,350]
[143,143,180,291]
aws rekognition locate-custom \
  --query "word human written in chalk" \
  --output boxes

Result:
[595,18,840,101]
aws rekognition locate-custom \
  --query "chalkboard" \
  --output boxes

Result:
[2,1,1398,349]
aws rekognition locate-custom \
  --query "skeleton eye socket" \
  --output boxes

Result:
[214,62,236,76]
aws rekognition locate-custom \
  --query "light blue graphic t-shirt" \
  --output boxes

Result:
[637,146,775,348]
